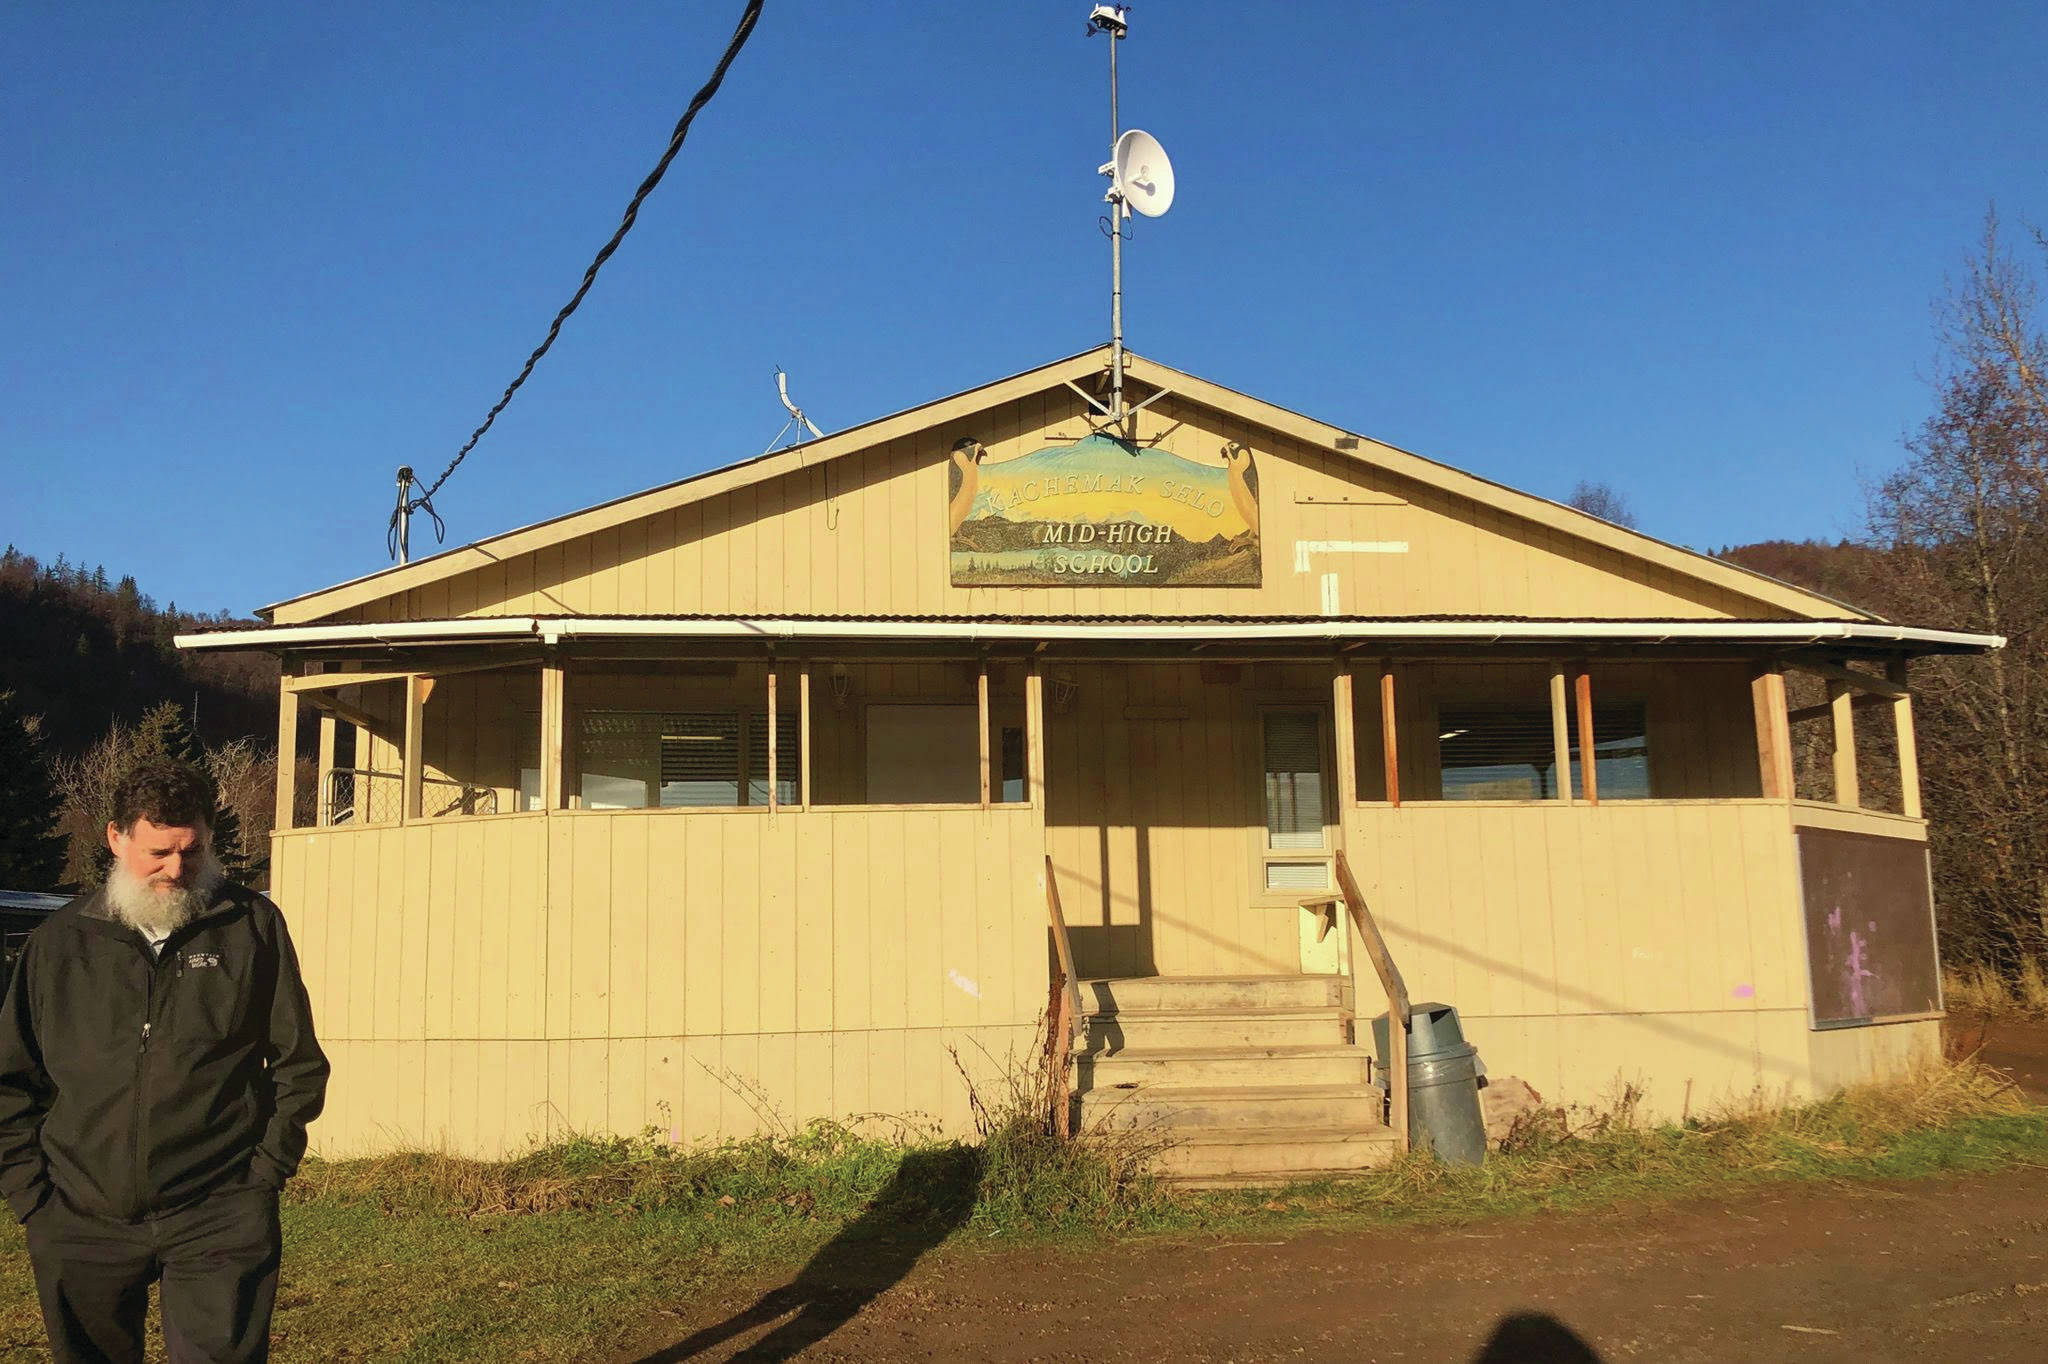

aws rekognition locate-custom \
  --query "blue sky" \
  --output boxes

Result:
[4,2,2045,616]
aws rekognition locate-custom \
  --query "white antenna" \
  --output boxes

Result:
[1087,4,1175,429]
[762,366,825,454]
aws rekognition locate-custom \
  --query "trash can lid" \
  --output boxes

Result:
[1371,1002,1468,1063]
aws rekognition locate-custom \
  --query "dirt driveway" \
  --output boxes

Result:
[1957,1015,2048,1101]
[618,1161,2048,1363]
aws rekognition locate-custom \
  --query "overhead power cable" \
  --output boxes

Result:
[389,0,767,559]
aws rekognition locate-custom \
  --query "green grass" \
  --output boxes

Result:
[0,1061,2041,1361]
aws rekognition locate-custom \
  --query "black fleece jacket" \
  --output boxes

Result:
[0,883,328,1222]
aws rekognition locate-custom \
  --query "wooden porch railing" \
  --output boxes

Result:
[1310,850,1412,1153]
[1043,855,1085,1139]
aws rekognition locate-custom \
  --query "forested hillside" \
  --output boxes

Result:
[0,547,282,892]
[0,547,276,755]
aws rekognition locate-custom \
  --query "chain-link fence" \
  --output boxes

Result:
[324,769,498,825]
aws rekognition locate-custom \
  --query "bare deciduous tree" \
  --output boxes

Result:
[1565,481,1638,529]
[1868,208,2048,969]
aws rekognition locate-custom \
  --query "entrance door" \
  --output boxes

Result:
[1260,709,1341,974]
[1044,662,1297,979]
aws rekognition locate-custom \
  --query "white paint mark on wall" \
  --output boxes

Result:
[1293,540,1410,573]
[947,969,981,999]
[1320,573,1341,616]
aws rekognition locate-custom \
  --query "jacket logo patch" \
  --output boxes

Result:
[183,952,221,969]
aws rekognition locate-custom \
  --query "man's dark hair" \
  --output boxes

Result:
[109,758,217,834]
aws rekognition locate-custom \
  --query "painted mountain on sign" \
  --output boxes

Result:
[950,434,1260,588]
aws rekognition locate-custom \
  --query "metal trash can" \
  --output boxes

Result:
[1372,1002,1487,1165]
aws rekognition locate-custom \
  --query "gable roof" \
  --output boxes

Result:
[264,345,1871,625]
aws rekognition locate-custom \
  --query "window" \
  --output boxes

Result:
[1000,726,1026,803]
[1438,706,1561,800]
[1262,711,1327,849]
[661,713,741,807]
[1571,703,1650,800]
[573,710,795,809]
[742,711,800,807]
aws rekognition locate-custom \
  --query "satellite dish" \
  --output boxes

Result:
[1111,128,1175,218]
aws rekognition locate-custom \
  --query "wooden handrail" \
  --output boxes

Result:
[1315,851,1412,1153]
[1043,856,1085,1138]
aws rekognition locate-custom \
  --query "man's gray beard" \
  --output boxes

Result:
[105,853,222,939]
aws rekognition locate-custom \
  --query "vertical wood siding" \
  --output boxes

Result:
[1342,802,1820,1118]
[1045,662,1327,980]
[275,807,1045,1158]
[368,394,1770,624]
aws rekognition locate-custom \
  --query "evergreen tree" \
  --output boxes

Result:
[0,691,70,892]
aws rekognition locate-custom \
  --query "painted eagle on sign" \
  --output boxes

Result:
[948,437,986,536]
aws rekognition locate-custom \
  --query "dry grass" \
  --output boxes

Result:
[1226,1057,2041,1226]
[0,1058,2030,1362]
[1944,959,2048,1017]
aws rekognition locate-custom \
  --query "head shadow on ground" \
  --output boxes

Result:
[1472,1311,1604,1363]
[626,1145,979,1363]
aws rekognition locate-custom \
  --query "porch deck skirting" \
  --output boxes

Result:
[1341,801,1939,1122]
[273,800,1938,1158]
[270,808,1049,1159]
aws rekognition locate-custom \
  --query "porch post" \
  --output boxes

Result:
[767,669,779,817]
[1574,666,1599,804]
[1548,667,1573,804]
[1378,659,1400,807]
[1026,657,1046,811]
[274,674,299,833]
[401,675,427,823]
[1751,666,1794,799]
[978,658,992,810]
[540,654,565,812]
[315,712,336,827]
[1889,659,1920,819]
[1828,677,1860,808]
[1332,662,1359,807]
[799,663,813,811]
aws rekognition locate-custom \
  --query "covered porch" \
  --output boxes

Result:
[196,613,1977,1154]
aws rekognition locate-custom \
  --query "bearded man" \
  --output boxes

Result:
[0,757,328,1364]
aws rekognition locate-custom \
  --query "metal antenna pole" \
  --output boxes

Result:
[395,466,415,564]
[1107,20,1124,428]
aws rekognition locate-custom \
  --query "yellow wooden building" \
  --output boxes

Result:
[182,346,1997,1179]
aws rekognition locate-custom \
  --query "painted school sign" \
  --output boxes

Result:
[948,434,1262,586]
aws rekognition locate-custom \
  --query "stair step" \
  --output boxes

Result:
[1081,1004,1349,1053]
[1150,1125,1398,1181]
[1166,1167,1396,1191]
[1078,1083,1385,1133]
[1078,1045,1371,1090]
[1083,975,1344,1013]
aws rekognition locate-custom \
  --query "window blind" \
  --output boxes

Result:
[1263,711,1326,849]
[660,713,740,807]
[1438,707,1559,800]
[744,711,801,806]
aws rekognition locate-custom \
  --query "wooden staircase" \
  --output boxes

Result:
[1072,974,1398,1185]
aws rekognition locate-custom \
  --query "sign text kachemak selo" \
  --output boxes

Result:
[948,434,1261,587]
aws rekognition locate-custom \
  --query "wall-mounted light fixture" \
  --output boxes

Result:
[830,664,853,709]
[1052,672,1079,714]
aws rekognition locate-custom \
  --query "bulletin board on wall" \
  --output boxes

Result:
[1797,826,1942,1029]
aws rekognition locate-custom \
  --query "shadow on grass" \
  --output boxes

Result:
[628,1146,978,1362]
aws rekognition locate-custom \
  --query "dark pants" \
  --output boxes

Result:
[25,1185,280,1364]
